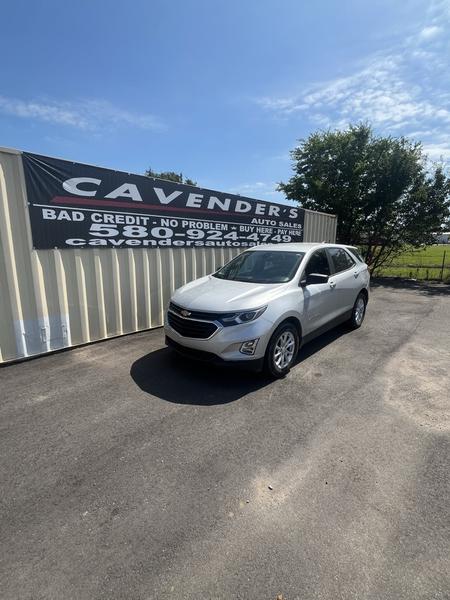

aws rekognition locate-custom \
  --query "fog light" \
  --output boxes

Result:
[240,338,259,355]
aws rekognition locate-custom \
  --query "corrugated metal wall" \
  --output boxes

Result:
[0,148,336,363]
[304,208,337,245]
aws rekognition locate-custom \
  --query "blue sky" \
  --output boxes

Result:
[1,0,449,204]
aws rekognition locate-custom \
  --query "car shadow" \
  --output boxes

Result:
[130,347,272,405]
[130,324,350,406]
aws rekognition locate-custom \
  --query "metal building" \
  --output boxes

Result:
[0,147,337,363]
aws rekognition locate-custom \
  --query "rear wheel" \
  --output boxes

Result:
[264,322,299,378]
[349,293,366,329]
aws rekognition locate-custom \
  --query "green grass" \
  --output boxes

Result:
[375,245,450,282]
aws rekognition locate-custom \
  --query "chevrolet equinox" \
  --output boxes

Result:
[165,243,370,378]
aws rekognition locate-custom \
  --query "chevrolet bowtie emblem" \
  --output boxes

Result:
[181,309,191,317]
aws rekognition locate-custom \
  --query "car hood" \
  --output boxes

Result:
[171,275,287,312]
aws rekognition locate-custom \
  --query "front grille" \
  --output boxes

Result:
[167,311,218,339]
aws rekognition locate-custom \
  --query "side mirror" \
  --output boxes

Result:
[300,273,329,287]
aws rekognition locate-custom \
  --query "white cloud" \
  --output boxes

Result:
[229,181,279,197]
[418,25,443,40]
[257,0,450,163]
[258,53,450,130]
[0,96,88,128]
[228,180,296,204]
[419,128,450,162]
[0,95,163,131]
[427,0,450,23]
[422,143,450,161]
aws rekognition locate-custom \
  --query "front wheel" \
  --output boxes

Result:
[264,322,299,378]
[349,292,367,329]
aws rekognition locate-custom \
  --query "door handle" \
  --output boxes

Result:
[354,271,359,278]
[329,280,336,289]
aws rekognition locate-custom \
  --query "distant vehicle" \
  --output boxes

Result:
[165,243,370,378]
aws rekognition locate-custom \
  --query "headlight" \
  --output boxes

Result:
[218,306,267,327]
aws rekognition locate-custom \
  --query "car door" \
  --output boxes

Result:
[326,247,359,318]
[301,248,336,334]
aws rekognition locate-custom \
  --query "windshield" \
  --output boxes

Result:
[213,251,305,284]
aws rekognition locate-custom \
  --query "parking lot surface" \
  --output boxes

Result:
[1,280,449,600]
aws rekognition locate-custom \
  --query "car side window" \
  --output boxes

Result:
[328,248,355,273]
[305,249,331,276]
[347,247,364,263]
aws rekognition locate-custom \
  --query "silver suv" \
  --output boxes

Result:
[165,243,370,378]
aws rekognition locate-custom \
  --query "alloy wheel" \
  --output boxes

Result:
[274,331,296,370]
[355,296,365,326]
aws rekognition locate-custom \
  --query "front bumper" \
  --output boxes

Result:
[164,312,273,364]
[165,336,264,372]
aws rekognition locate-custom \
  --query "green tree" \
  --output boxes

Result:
[145,167,197,186]
[278,124,450,271]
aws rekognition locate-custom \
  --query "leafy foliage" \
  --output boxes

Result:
[145,167,197,186]
[278,124,450,271]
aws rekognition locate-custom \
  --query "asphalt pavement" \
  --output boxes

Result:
[1,280,449,600]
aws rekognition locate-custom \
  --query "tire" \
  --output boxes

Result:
[349,292,367,330]
[264,322,299,378]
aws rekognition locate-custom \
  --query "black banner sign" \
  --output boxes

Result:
[22,152,304,250]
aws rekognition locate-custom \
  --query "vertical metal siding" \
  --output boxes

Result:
[304,209,337,244]
[0,149,335,363]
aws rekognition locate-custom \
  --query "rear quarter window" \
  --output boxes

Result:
[346,247,364,263]
[328,248,355,273]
